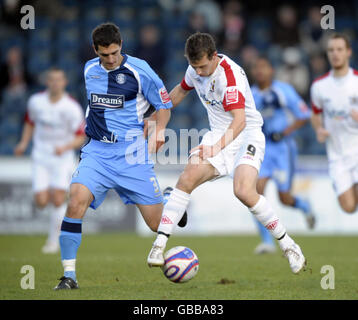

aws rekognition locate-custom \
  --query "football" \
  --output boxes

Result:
[161,246,199,283]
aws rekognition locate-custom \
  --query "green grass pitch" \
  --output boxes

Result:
[0,234,357,300]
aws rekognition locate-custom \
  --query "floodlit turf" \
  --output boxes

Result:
[0,233,357,300]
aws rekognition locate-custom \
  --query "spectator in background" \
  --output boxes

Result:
[239,45,259,75]
[186,10,210,36]
[0,0,23,32]
[309,52,329,83]
[0,46,33,104]
[135,24,166,80]
[299,6,331,57]
[191,0,222,36]
[218,0,246,61]
[275,47,310,99]
[272,5,300,48]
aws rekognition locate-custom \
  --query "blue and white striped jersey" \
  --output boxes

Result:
[84,54,172,143]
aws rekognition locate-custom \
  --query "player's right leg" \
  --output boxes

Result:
[330,160,358,213]
[337,186,358,213]
[147,155,218,267]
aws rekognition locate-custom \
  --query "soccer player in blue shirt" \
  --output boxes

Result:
[54,23,173,289]
[250,56,316,254]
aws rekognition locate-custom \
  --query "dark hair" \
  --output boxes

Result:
[185,32,216,62]
[92,22,122,50]
[255,55,273,67]
[328,32,351,49]
[46,66,66,78]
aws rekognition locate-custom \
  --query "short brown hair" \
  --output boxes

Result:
[328,32,351,49]
[92,22,122,50]
[185,32,216,62]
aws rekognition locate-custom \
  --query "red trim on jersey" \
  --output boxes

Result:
[353,69,358,76]
[180,78,194,91]
[24,112,34,126]
[220,59,236,86]
[313,72,330,83]
[223,91,245,111]
[75,120,86,136]
[220,59,245,111]
[311,102,322,114]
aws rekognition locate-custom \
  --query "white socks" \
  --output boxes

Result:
[48,203,67,245]
[155,188,191,247]
[249,195,294,249]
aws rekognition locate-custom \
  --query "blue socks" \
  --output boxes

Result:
[59,217,82,282]
[293,197,311,215]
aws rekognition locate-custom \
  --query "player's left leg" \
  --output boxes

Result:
[278,191,316,228]
[233,164,306,274]
[45,160,74,254]
[41,189,67,254]
[254,177,276,254]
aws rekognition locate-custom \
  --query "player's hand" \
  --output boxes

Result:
[316,127,330,143]
[270,132,285,142]
[148,127,165,153]
[350,109,358,123]
[14,142,26,156]
[55,145,68,155]
[143,113,157,139]
[190,144,220,160]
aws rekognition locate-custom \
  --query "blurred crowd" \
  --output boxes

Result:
[0,0,357,155]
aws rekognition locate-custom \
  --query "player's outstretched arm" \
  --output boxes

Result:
[14,122,34,156]
[311,113,330,143]
[169,84,190,108]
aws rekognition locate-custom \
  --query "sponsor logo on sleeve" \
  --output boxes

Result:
[225,87,239,105]
[159,87,171,104]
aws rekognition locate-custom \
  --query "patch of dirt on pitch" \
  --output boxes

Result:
[217,278,235,285]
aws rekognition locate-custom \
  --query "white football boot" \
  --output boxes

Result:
[254,242,277,255]
[41,242,59,254]
[147,245,165,267]
[283,243,306,274]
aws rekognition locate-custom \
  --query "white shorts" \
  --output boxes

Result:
[191,127,265,177]
[32,156,76,193]
[329,156,358,196]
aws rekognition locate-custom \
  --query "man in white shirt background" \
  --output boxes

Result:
[311,33,358,214]
[14,67,85,253]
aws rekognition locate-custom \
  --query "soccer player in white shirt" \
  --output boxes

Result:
[14,67,86,253]
[311,33,358,213]
[147,33,306,274]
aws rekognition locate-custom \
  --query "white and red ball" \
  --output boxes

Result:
[161,246,199,283]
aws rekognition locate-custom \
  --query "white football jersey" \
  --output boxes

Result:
[26,91,85,161]
[181,54,263,133]
[310,68,358,161]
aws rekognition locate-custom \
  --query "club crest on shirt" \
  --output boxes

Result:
[116,73,126,84]
[210,80,215,92]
